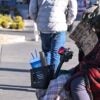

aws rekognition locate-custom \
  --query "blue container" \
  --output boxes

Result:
[30,58,41,68]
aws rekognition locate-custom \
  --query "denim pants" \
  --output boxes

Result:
[71,76,90,100]
[40,31,66,71]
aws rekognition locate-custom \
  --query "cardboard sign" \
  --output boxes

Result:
[69,21,98,55]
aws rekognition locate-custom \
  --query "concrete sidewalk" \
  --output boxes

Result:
[0,42,40,100]
[0,38,79,100]
[0,20,79,100]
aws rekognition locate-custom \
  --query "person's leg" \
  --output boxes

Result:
[71,76,90,100]
[51,31,66,71]
[40,33,52,65]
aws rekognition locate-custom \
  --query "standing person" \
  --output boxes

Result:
[77,0,87,20]
[29,0,77,72]
[89,0,97,5]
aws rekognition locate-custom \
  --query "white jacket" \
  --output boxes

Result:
[29,0,77,33]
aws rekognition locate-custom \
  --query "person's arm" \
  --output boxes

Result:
[29,0,38,22]
[67,0,78,25]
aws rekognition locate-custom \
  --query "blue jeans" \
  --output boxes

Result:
[40,31,66,71]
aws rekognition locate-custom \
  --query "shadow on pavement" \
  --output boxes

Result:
[0,84,36,92]
[0,67,30,73]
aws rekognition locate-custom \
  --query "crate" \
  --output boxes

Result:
[30,65,54,89]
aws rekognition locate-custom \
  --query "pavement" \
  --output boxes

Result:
[0,20,79,100]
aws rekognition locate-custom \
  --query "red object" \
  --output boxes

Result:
[88,68,100,100]
[58,47,65,55]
